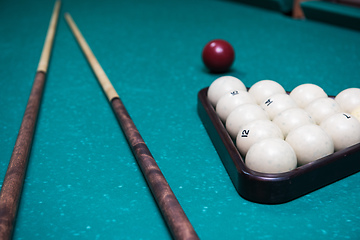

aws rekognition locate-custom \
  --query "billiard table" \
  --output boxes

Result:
[0,0,359,239]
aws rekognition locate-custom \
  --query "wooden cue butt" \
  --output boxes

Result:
[111,98,199,240]
[0,71,47,240]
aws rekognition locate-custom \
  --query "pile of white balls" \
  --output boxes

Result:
[207,76,360,174]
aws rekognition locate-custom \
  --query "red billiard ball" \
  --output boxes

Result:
[202,39,235,73]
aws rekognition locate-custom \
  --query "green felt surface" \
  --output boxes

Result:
[302,0,360,31]
[233,0,294,13]
[0,0,360,239]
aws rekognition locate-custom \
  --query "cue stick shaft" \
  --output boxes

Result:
[64,13,199,240]
[0,1,61,239]
[38,0,61,72]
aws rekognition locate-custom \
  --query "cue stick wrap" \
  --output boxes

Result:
[64,13,199,240]
[0,72,46,240]
[0,1,61,239]
[111,98,199,240]
[64,13,119,102]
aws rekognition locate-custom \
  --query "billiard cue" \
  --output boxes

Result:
[64,13,199,240]
[0,1,61,239]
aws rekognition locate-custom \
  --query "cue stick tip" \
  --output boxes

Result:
[64,13,72,25]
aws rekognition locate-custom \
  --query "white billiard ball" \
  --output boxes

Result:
[273,108,315,137]
[286,124,334,166]
[260,93,298,120]
[351,106,360,122]
[248,80,286,104]
[236,120,284,156]
[245,138,297,174]
[305,97,342,124]
[226,104,269,138]
[335,88,360,113]
[290,83,327,108]
[207,76,246,106]
[216,90,256,122]
[320,113,360,151]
